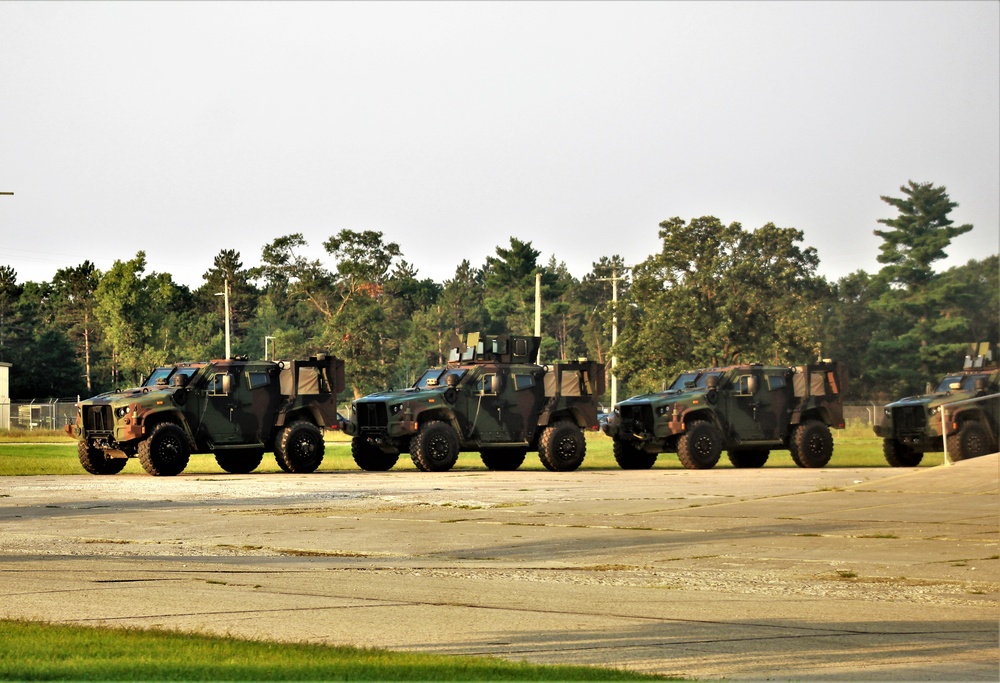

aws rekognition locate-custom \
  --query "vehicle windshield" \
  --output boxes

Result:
[143,367,174,387]
[142,365,201,388]
[667,371,722,391]
[414,368,467,389]
[935,373,990,393]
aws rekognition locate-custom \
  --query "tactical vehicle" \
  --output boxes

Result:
[873,344,999,466]
[69,354,345,476]
[603,361,846,469]
[345,333,605,472]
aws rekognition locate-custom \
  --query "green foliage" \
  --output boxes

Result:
[616,216,824,392]
[0,180,992,402]
[875,180,973,290]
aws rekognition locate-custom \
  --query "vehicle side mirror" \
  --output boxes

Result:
[747,376,758,395]
[490,375,501,395]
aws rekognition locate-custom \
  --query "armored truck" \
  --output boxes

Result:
[69,354,345,476]
[345,333,605,472]
[874,344,999,466]
[603,361,846,469]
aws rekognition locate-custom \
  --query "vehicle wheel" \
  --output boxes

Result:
[276,421,325,473]
[882,439,922,467]
[77,441,127,475]
[352,437,400,471]
[137,423,191,476]
[480,448,527,471]
[538,421,586,472]
[676,421,722,469]
[728,449,769,468]
[612,439,657,469]
[946,421,995,462]
[410,421,460,472]
[789,420,833,468]
[215,448,264,474]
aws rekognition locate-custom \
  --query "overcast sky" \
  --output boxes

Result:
[1,1,997,290]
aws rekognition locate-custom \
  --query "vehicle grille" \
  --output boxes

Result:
[356,402,389,432]
[83,405,113,433]
[892,405,926,434]
[619,404,654,434]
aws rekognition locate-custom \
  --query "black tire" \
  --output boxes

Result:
[728,449,770,468]
[882,439,923,467]
[612,439,657,470]
[676,421,722,470]
[946,421,995,462]
[410,421,460,472]
[789,420,833,468]
[276,421,325,473]
[215,448,264,474]
[137,423,191,476]
[480,448,527,471]
[538,421,586,472]
[77,441,127,475]
[352,437,400,471]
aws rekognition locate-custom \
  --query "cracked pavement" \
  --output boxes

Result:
[1,454,997,680]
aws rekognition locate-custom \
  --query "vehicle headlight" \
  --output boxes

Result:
[114,406,130,418]
[390,403,403,415]
[884,408,891,417]
[928,406,939,416]
[656,406,668,416]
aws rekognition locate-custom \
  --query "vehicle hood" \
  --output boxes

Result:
[82,386,176,406]
[617,389,703,408]
[884,390,975,411]
[354,388,445,405]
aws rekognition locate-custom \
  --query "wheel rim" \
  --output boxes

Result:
[555,435,578,461]
[156,433,185,464]
[292,434,319,459]
[694,435,715,460]
[966,429,987,456]
[428,435,452,461]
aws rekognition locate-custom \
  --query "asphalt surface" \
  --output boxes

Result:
[1,453,997,681]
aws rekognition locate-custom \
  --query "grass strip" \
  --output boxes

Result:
[0,619,671,681]
[0,423,934,476]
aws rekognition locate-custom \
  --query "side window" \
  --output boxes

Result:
[476,373,497,396]
[513,374,535,391]
[208,373,231,396]
[766,375,786,391]
[736,375,753,395]
[514,338,528,356]
[247,371,270,390]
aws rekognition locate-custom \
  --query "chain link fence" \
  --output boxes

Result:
[3,398,79,431]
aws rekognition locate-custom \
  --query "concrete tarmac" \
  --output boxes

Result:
[1,454,997,681]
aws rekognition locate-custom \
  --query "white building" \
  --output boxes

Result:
[0,362,10,430]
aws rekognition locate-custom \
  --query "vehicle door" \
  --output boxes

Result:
[502,370,545,443]
[726,370,769,441]
[189,365,243,445]
[231,367,281,444]
[463,367,512,443]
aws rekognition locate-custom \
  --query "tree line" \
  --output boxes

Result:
[0,181,995,403]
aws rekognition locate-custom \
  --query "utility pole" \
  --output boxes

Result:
[598,266,629,410]
[215,279,231,359]
[534,272,542,364]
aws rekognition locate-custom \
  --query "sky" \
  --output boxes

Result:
[1,1,998,291]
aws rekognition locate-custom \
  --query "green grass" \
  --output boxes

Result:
[0,422,937,476]
[0,619,670,681]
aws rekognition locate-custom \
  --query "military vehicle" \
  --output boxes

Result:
[69,354,345,476]
[603,361,846,469]
[874,343,999,466]
[345,333,605,472]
